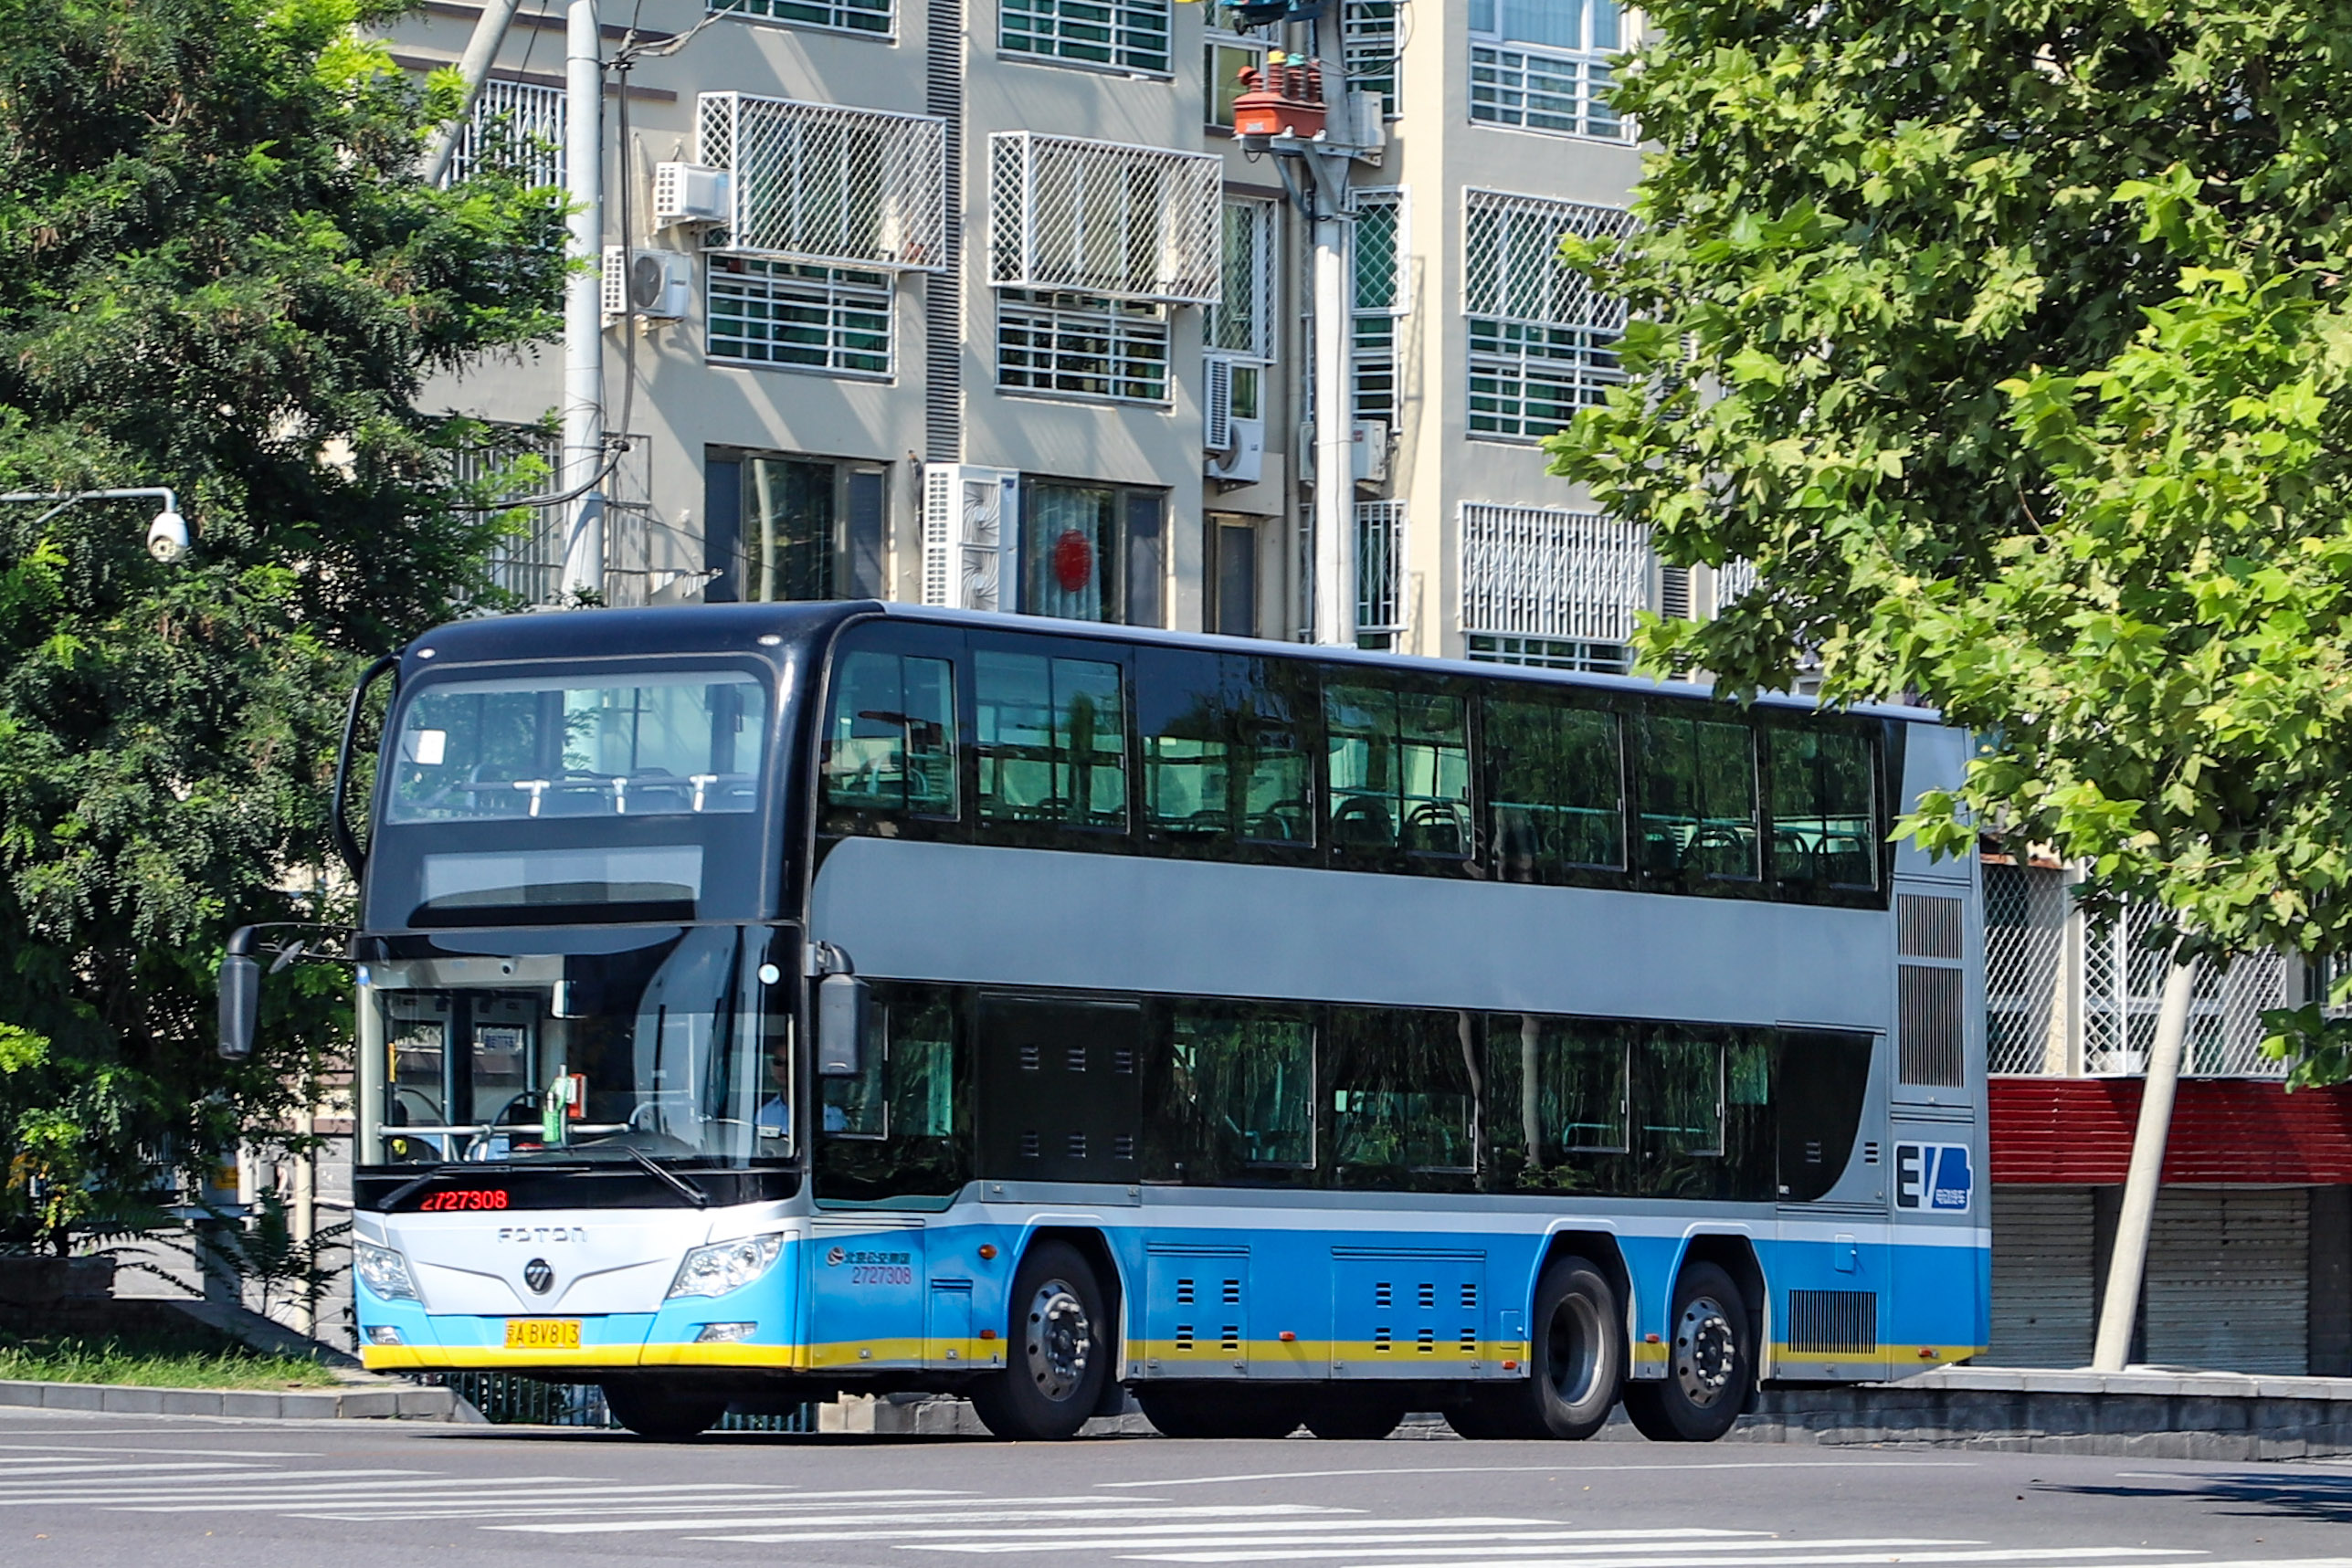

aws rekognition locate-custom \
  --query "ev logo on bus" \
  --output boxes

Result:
[1893,1143,1973,1213]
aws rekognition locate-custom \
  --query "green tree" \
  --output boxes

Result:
[1551,0,2352,1081]
[0,0,565,1250]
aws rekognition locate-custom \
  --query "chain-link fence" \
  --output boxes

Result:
[1984,862,2293,1078]
[988,132,1223,305]
[415,1372,815,1432]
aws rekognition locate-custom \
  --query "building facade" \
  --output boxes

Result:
[382,0,1729,661]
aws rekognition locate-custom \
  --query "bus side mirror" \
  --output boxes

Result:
[218,952,259,1061]
[817,973,868,1077]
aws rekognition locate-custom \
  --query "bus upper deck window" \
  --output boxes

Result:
[825,651,958,826]
[976,651,1127,832]
[1767,728,1878,891]
[1486,695,1623,880]
[1324,683,1470,858]
[1637,711,1758,882]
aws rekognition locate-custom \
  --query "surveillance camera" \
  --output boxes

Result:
[147,510,189,563]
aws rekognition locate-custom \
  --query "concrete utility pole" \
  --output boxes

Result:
[2091,942,2199,1370]
[1308,170,1355,647]
[417,0,527,187]
[560,0,607,601]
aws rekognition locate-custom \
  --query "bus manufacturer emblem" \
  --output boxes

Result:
[523,1258,555,1294]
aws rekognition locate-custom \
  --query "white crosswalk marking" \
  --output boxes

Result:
[1299,1553,2202,1568]
[495,1502,1357,1535]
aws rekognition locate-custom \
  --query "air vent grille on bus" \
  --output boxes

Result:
[1788,1289,1879,1355]
[1898,964,1967,1086]
[1897,893,1965,959]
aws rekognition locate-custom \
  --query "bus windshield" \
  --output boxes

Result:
[386,668,766,825]
[362,926,789,1166]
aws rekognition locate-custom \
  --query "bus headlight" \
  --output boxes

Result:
[354,1237,421,1303]
[668,1234,783,1300]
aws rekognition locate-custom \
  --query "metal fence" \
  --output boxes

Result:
[699,92,949,271]
[988,132,1223,305]
[1984,863,2294,1078]
[416,1372,815,1432]
[1460,503,1649,644]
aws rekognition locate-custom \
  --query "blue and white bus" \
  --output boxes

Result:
[297,602,1987,1441]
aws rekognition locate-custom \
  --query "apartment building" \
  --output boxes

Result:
[383,0,1729,663]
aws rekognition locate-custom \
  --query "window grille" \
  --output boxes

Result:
[1460,502,1647,643]
[1985,863,2070,1075]
[444,79,564,189]
[1469,0,1630,141]
[989,132,1224,305]
[697,92,948,271]
[1001,0,1172,74]
[709,257,892,375]
[1715,558,1760,606]
[1207,199,1274,360]
[1465,634,1630,674]
[452,426,564,606]
[1356,500,1406,635]
[708,0,891,35]
[1464,191,1631,438]
[1343,1,1401,117]
[997,289,1172,404]
[1353,188,1406,422]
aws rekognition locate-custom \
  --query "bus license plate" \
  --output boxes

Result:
[504,1319,582,1351]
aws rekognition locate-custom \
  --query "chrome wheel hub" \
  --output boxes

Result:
[1023,1279,1091,1402]
[1672,1295,1738,1408]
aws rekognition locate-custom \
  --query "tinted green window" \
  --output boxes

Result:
[1327,1009,1473,1178]
[1486,696,1623,878]
[815,989,968,1207]
[1138,651,1313,847]
[1156,1005,1314,1176]
[1768,728,1877,889]
[823,651,958,824]
[976,651,1126,830]
[1640,1037,1724,1156]
[1325,682,1471,856]
[1483,1015,1631,1184]
[1639,712,1757,880]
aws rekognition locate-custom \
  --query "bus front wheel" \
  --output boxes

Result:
[603,1380,727,1440]
[1620,1262,1751,1443]
[970,1241,1112,1440]
[1445,1254,1622,1440]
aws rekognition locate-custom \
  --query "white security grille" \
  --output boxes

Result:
[1715,558,1760,606]
[1353,188,1406,423]
[697,92,948,271]
[708,257,891,375]
[1001,0,1171,73]
[1471,43,1630,142]
[988,132,1224,305]
[1465,191,1633,438]
[444,79,565,188]
[708,0,892,34]
[996,289,1171,404]
[452,426,564,605]
[1343,0,1401,116]
[1985,863,2070,1075]
[1356,500,1405,635]
[1460,503,1648,643]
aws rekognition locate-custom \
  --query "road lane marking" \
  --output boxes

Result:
[496,1502,1358,1535]
[1099,1464,1980,1490]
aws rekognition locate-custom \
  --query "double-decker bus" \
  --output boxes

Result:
[269,602,1987,1441]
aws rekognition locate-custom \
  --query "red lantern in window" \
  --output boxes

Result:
[1052,529,1095,593]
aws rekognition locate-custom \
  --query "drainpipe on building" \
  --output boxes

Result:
[560,0,607,602]
[2090,940,2197,1370]
[417,0,528,188]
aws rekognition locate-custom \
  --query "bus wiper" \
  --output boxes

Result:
[624,1145,709,1208]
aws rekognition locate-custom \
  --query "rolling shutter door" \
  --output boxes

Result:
[1988,1186,2094,1368]
[2144,1187,2308,1375]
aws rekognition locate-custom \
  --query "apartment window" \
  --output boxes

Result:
[1022,479,1167,626]
[708,0,891,34]
[1470,0,1630,142]
[1356,500,1405,642]
[1461,501,1647,643]
[1343,1,1401,118]
[1205,10,1270,128]
[696,93,949,272]
[1001,0,1173,74]
[702,451,888,605]
[1464,191,1632,438]
[1208,200,1275,419]
[1352,189,1406,424]
[1208,515,1260,637]
[710,257,892,375]
[1466,634,1631,674]
[451,425,564,605]
[997,290,1172,404]
[444,79,564,189]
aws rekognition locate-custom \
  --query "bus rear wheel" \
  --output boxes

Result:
[1620,1262,1751,1443]
[1137,1385,1303,1439]
[969,1241,1112,1440]
[602,1380,727,1439]
[1444,1254,1622,1440]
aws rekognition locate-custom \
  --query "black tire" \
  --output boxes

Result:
[1443,1255,1623,1440]
[602,1380,727,1439]
[1137,1384,1303,1439]
[1302,1387,1405,1440]
[968,1241,1113,1440]
[1619,1261,1751,1443]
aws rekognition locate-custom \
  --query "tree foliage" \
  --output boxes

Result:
[0,0,565,1247]
[1552,1,2352,1080]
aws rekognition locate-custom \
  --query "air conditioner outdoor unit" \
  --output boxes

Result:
[652,163,732,227]
[1208,418,1266,486]
[603,247,693,321]
[1351,419,1390,485]
[922,465,1021,612]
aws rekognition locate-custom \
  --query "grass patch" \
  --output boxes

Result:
[0,1325,343,1390]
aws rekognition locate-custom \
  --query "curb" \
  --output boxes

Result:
[0,1377,469,1421]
